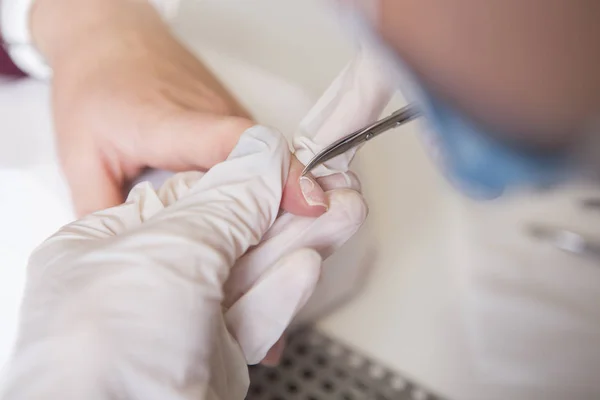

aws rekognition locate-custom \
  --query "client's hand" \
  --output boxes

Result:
[31,0,325,217]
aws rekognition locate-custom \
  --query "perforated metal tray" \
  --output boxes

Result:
[247,327,446,400]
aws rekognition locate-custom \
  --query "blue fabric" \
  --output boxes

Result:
[415,87,569,198]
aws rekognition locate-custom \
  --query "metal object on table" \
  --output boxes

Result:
[528,224,600,260]
[247,327,446,400]
[301,105,421,176]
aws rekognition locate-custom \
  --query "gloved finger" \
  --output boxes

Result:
[155,171,205,206]
[224,189,367,307]
[28,184,154,264]
[225,248,322,365]
[317,171,362,193]
[42,169,204,246]
[293,47,393,177]
[138,126,289,280]
[280,156,328,216]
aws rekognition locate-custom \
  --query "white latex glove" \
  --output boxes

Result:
[0,126,322,400]
[224,46,393,363]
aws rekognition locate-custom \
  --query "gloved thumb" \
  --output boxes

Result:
[43,126,289,277]
[225,248,322,364]
[142,125,290,276]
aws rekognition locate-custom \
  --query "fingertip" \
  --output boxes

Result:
[281,156,328,217]
[261,335,286,367]
[327,188,369,224]
[317,171,362,192]
[66,167,125,218]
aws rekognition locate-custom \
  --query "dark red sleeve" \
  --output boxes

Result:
[0,33,27,77]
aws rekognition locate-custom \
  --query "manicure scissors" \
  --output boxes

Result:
[301,104,421,176]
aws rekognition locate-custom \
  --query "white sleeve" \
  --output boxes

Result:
[1,0,180,79]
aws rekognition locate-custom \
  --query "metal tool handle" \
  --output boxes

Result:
[301,104,420,176]
[359,105,421,144]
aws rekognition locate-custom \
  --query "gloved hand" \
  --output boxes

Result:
[0,126,324,400]
[225,46,392,364]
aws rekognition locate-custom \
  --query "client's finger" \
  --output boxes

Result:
[281,156,328,217]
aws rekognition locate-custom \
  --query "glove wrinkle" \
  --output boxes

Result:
[224,46,389,364]
[1,126,289,400]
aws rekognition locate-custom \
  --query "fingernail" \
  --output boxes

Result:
[299,176,328,210]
